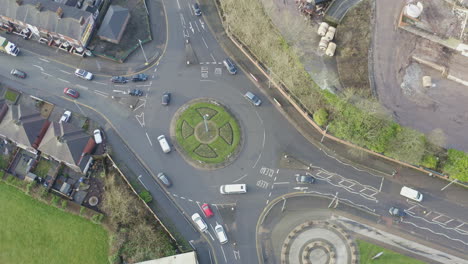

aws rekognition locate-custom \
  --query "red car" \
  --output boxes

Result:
[201,203,214,218]
[63,88,79,98]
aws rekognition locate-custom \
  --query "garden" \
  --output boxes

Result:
[358,240,425,264]
[174,101,241,167]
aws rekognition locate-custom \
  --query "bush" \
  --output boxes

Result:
[385,127,426,164]
[61,200,68,209]
[39,187,49,199]
[25,181,36,194]
[139,191,153,203]
[51,195,60,207]
[313,108,329,127]
[91,213,104,224]
[443,149,468,182]
[421,154,438,170]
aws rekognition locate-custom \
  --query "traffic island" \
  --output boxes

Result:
[171,99,242,170]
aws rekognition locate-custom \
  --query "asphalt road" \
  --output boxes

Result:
[0,0,467,263]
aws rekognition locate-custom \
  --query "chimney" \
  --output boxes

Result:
[15,0,22,6]
[35,2,42,11]
[56,7,63,19]
[79,16,85,25]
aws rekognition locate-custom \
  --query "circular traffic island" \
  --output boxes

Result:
[171,99,242,170]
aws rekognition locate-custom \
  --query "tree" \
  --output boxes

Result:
[385,127,426,164]
[443,149,468,182]
[313,108,329,126]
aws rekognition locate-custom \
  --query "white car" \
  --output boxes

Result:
[59,110,71,123]
[215,224,228,244]
[93,129,103,144]
[75,69,94,80]
[191,213,207,232]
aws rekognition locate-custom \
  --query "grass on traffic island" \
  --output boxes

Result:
[175,101,241,166]
[358,240,426,264]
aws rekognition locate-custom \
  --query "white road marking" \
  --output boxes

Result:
[188,2,194,16]
[188,199,193,202]
[179,13,185,27]
[176,0,181,9]
[233,174,247,183]
[59,70,71,75]
[172,194,178,197]
[273,182,290,185]
[256,180,269,189]
[136,84,151,87]
[38,57,50,63]
[220,245,227,263]
[137,175,149,190]
[379,177,384,192]
[154,68,158,72]
[199,19,205,30]
[266,200,269,205]
[94,81,107,85]
[233,250,240,260]
[76,84,89,90]
[57,78,70,83]
[33,65,43,71]
[189,22,194,34]
[135,112,145,127]
[94,91,108,97]
[269,192,272,197]
[180,197,186,200]
[202,37,209,48]
[210,53,216,62]
[252,152,262,168]
[208,250,213,264]
[145,132,153,146]
[402,220,468,246]
[41,72,53,77]
[195,21,201,32]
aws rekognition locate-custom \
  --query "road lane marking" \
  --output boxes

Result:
[195,21,200,32]
[33,65,43,71]
[145,132,153,146]
[41,72,53,77]
[208,250,213,264]
[59,70,72,75]
[58,78,70,83]
[256,180,269,189]
[135,112,145,127]
[210,53,216,62]
[94,90,108,97]
[176,0,180,9]
[233,174,247,183]
[38,57,50,63]
[233,250,240,260]
[76,84,89,90]
[252,152,262,168]
[220,245,227,263]
[137,175,149,190]
[94,81,107,85]
[273,182,289,185]
[202,37,209,48]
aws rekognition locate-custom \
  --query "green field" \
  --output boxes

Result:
[358,240,426,264]
[0,182,109,264]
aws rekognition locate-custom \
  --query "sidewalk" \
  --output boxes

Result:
[0,0,166,76]
[200,0,468,206]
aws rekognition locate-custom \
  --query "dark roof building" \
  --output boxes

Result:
[0,0,97,49]
[97,5,130,44]
[38,122,95,173]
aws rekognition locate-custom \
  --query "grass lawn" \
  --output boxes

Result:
[0,182,109,264]
[33,159,51,178]
[0,155,8,169]
[175,102,240,164]
[358,240,426,264]
[4,89,19,102]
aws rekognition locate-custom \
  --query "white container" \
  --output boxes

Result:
[324,30,335,41]
[317,22,329,36]
[325,42,337,56]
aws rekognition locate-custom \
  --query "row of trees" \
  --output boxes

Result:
[219,0,468,182]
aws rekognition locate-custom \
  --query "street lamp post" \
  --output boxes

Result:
[138,39,149,65]
[203,114,209,132]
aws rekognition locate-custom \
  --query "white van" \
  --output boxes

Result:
[157,135,171,153]
[400,186,423,202]
[220,184,247,194]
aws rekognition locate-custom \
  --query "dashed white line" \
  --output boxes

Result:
[94,81,107,85]
[154,68,158,72]
[233,174,248,183]
[202,37,209,49]
[38,58,50,63]
[94,90,109,97]
[188,199,193,202]
[252,153,262,168]
[269,192,272,197]
[266,200,269,205]
[220,245,227,263]
[180,197,186,200]
[76,84,89,90]
[145,132,153,146]
[58,78,70,83]
[41,72,53,77]
[33,65,43,71]
[59,70,72,75]
[176,0,181,9]
[273,182,290,185]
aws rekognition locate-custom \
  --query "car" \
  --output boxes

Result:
[215,224,228,244]
[295,174,315,184]
[156,172,172,187]
[389,207,406,217]
[162,92,171,106]
[93,129,103,144]
[10,69,26,78]
[191,213,207,232]
[63,88,80,98]
[223,58,237,74]
[111,76,128,83]
[201,203,214,218]
[60,110,71,123]
[74,69,93,80]
[132,73,148,82]
[192,3,202,16]
[129,89,144,96]
[244,91,262,106]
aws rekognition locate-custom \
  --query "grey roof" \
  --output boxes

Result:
[38,122,92,172]
[0,104,49,149]
[0,0,93,43]
[97,5,129,41]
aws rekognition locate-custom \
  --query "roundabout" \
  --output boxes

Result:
[171,99,242,169]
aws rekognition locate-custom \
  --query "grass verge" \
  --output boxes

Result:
[358,240,426,264]
[4,89,19,102]
[0,181,109,264]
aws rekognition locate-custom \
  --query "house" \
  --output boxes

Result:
[97,5,130,44]
[0,0,98,50]
[0,103,50,154]
[38,121,95,173]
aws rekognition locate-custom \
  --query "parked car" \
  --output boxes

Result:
[191,213,207,232]
[215,224,228,244]
[192,3,202,16]
[10,69,26,78]
[201,203,214,218]
[223,58,237,74]
[389,207,406,217]
[129,89,144,96]
[74,69,93,80]
[63,87,80,98]
[111,76,128,83]
[132,73,148,82]
[60,110,71,123]
[93,129,103,144]
[244,91,262,106]
[162,92,171,106]
[295,174,315,184]
[155,172,172,187]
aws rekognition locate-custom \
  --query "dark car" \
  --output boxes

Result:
[295,174,316,184]
[63,87,80,98]
[192,3,202,16]
[10,69,26,78]
[155,172,172,187]
[111,76,128,83]
[162,92,171,106]
[132,73,148,82]
[129,89,144,96]
[223,58,237,74]
[389,207,406,217]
